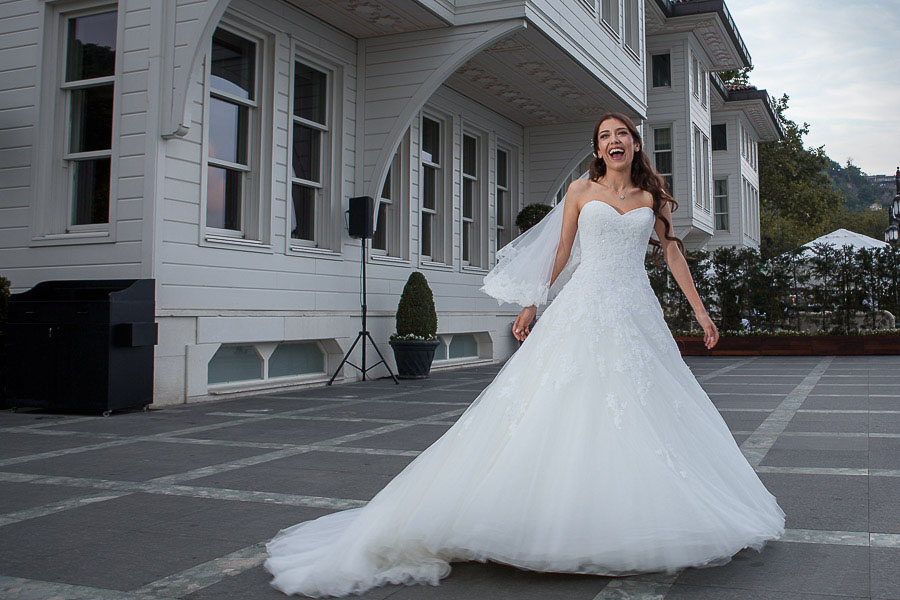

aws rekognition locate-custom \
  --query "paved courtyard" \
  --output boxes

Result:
[0,355,898,600]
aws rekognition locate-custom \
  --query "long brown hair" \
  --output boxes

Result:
[589,112,685,261]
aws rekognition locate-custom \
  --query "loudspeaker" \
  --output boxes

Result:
[348,195,375,239]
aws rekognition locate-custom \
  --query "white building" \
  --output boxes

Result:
[0,0,775,405]
[644,0,782,250]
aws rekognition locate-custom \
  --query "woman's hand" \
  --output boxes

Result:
[695,310,719,349]
[512,306,537,342]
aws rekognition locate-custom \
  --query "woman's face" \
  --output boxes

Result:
[596,118,640,172]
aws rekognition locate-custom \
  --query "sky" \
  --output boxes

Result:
[727,0,900,176]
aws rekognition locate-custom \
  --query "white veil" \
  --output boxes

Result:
[480,173,588,308]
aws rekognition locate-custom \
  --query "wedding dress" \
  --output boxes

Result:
[264,199,786,597]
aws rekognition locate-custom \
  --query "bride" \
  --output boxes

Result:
[264,113,786,598]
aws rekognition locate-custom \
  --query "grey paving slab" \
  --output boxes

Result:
[810,383,871,395]
[759,434,869,469]
[0,481,100,515]
[339,423,453,451]
[785,411,870,433]
[709,397,785,410]
[309,401,463,421]
[731,434,750,445]
[36,412,241,436]
[870,437,900,470]
[193,396,340,413]
[673,542,870,597]
[665,585,869,600]
[0,432,105,460]
[800,395,876,410]
[757,473,868,532]
[185,463,397,501]
[872,413,900,435]
[871,477,900,535]
[871,547,900,600]
[169,417,385,445]
[718,412,770,432]
[1,441,274,482]
[702,383,801,394]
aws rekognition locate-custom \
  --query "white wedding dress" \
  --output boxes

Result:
[264,200,786,597]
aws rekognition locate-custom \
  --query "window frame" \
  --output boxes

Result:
[651,53,671,88]
[371,131,410,263]
[31,2,123,245]
[600,0,620,38]
[285,42,344,257]
[652,125,674,195]
[714,177,729,231]
[418,110,453,268]
[691,51,700,99]
[494,142,518,258]
[460,127,488,271]
[623,0,641,60]
[711,123,727,151]
[199,16,274,252]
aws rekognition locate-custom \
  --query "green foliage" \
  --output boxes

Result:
[719,66,753,86]
[759,94,846,257]
[392,271,437,340]
[647,244,900,335]
[515,204,552,233]
[829,159,879,212]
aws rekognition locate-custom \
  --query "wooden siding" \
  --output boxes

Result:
[0,0,156,292]
[524,121,596,206]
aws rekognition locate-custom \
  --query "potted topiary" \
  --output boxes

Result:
[389,271,440,378]
[515,203,552,233]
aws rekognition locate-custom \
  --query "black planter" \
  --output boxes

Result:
[389,339,441,379]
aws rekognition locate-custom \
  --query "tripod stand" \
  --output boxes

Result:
[328,235,399,385]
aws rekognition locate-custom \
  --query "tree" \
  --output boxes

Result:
[719,66,753,87]
[758,94,846,257]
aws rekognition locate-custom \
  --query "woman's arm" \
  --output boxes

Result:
[512,181,584,341]
[652,198,719,348]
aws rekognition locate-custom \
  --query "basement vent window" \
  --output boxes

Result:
[269,342,325,378]
[208,345,262,384]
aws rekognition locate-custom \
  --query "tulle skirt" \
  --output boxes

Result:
[264,276,786,597]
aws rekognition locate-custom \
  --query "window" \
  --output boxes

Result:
[206,27,258,236]
[714,178,729,231]
[461,133,484,267]
[653,127,673,193]
[693,126,710,210]
[373,153,398,255]
[651,53,671,88]
[420,115,448,263]
[702,134,710,211]
[64,10,118,228]
[623,0,640,55]
[700,67,708,107]
[742,177,759,241]
[712,124,727,151]
[290,61,328,246]
[691,52,700,98]
[601,0,619,33]
[495,147,514,253]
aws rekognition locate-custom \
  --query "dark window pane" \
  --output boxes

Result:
[462,224,470,262]
[712,124,727,151]
[71,157,110,225]
[381,167,392,200]
[423,166,436,210]
[207,165,242,230]
[422,117,440,164]
[211,28,255,100]
[463,179,473,219]
[294,62,327,125]
[373,202,388,251]
[463,135,477,177]
[497,149,507,187]
[655,151,672,176]
[209,97,247,164]
[654,127,672,151]
[715,179,728,197]
[497,189,506,224]
[69,84,114,153]
[292,124,320,182]
[652,54,671,87]
[421,213,432,257]
[291,183,315,241]
[66,11,117,81]
[663,175,673,193]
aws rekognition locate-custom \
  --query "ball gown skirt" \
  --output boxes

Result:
[264,201,786,597]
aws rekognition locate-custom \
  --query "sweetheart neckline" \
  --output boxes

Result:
[584,200,654,217]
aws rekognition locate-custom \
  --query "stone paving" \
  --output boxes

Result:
[0,355,898,600]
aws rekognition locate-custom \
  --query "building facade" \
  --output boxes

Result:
[0,0,777,405]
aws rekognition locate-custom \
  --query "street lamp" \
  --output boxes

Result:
[885,167,900,244]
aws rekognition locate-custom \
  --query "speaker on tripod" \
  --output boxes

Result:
[328,196,399,385]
